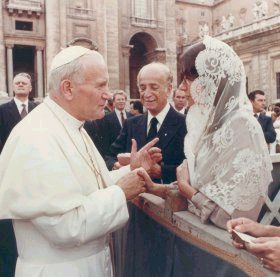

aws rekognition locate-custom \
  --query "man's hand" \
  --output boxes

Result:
[117,168,147,200]
[117,153,131,166]
[130,138,161,171]
[148,163,162,179]
[113,161,122,170]
[246,237,280,272]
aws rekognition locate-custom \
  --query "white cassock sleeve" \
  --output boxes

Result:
[32,185,129,248]
[109,165,131,183]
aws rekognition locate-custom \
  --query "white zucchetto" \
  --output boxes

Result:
[50,46,92,72]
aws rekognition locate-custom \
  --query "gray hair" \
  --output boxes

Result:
[14,72,32,81]
[48,54,90,95]
[137,62,173,86]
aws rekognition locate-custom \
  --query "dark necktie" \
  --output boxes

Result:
[147,117,158,142]
[120,111,125,127]
[21,104,27,119]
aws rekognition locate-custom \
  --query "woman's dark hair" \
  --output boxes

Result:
[180,42,205,82]
[274,106,280,116]
[132,100,143,114]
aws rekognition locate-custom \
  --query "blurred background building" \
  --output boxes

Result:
[0,0,279,103]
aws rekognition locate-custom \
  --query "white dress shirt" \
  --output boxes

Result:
[14,97,29,114]
[115,108,127,127]
[147,103,170,134]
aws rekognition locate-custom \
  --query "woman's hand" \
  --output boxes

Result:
[176,160,197,200]
[137,170,177,198]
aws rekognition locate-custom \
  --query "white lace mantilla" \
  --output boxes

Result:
[184,36,272,214]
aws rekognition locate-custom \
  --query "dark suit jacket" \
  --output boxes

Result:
[99,110,132,157]
[105,106,187,183]
[84,119,106,158]
[0,99,37,153]
[257,113,276,143]
[0,98,37,277]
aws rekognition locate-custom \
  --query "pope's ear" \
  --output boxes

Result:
[60,79,73,100]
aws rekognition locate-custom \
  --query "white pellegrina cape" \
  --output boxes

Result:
[0,97,130,277]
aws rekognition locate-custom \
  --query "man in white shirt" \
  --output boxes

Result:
[92,90,133,160]
[0,46,161,277]
[106,62,187,183]
[248,90,276,144]
[0,73,37,152]
[0,72,37,277]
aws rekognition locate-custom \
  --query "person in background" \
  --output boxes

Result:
[248,90,276,144]
[130,100,143,116]
[97,90,133,163]
[172,88,188,114]
[0,72,37,153]
[104,94,114,115]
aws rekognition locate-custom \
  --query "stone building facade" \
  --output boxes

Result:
[0,0,177,100]
[0,0,279,102]
[176,0,280,103]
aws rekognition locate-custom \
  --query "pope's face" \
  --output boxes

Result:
[71,55,110,121]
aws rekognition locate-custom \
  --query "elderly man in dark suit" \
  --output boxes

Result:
[248,90,276,144]
[0,72,37,277]
[106,63,187,183]
[93,90,132,158]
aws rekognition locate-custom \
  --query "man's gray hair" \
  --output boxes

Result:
[14,72,31,81]
[48,54,90,95]
[137,62,173,86]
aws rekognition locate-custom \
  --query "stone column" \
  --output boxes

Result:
[122,45,133,98]
[6,44,14,97]
[105,0,119,88]
[164,0,177,86]
[0,2,7,93]
[59,0,67,48]
[45,0,60,80]
[36,47,44,99]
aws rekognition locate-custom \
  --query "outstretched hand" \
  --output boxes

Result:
[137,169,177,198]
[130,138,162,171]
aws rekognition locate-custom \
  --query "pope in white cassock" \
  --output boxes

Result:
[0,46,162,276]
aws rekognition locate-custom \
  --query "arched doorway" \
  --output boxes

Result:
[129,32,161,99]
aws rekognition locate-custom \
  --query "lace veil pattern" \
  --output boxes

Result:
[184,36,272,215]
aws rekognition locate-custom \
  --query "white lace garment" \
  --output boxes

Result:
[184,36,272,215]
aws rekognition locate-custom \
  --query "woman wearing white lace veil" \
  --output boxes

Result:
[176,36,272,229]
